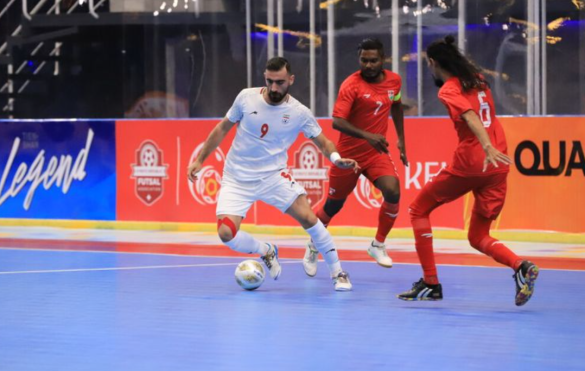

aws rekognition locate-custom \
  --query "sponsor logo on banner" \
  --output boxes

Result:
[0,129,94,211]
[405,161,448,189]
[290,142,328,206]
[515,140,585,176]
[131,140,169,205]
[189,143,225,205]
[353,176,383,209]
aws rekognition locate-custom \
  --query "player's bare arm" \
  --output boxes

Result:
[187,117,237,181]
[311,133,360,172]
[461,110,512,172]
[390,101,408,166]
[332,117,389,154]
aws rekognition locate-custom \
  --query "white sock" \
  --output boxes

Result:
[373,239,385,247]
[224,230,269,255]
[305,220,342,277]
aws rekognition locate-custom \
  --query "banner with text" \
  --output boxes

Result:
[116,117,585,233]
[0,120,116,220]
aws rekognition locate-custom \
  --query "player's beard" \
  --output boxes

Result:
[268,88,287,103]
[360,67,382,82]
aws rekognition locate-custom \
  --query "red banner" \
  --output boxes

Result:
[116,117,585,233]
[116,120,235,223]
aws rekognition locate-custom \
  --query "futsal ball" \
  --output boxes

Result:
[235,260,265,291]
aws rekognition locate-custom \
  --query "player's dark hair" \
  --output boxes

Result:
[426,35,488,92]
[266,57,292,74]
[357,38,384,56]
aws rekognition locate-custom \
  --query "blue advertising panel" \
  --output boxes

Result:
[0,120,116,220]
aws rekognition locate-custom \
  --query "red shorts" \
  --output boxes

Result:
[327,152,398,200]
[414,169,507,219]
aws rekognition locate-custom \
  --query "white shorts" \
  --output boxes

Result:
[216,170,307,218]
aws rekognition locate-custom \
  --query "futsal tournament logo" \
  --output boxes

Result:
[188,143,225,205]
[131,140,169,206]
[353,176,383,209]
[290,142,328,206]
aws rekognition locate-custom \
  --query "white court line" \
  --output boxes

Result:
[0,260,301,275]
[0,248,582,273]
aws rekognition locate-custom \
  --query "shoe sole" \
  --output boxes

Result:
[515,265,539,306]
[268,244,281,281]
[272,269,281,280]
[303,265,317,277]
[367,249,393,268]
[302,256,317,277]
[396,295,443,302]
[335,285,352,292]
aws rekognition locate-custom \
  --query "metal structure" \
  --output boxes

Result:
[0,1,567,118]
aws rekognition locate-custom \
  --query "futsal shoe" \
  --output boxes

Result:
[333,271,352,291]
[514,260,539,306]
[367,241,393,268]
[302,241,319,277]
[261,243,282,280]
[397,278,443,301]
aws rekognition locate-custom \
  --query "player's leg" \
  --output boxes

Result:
[397,170,471,301]
[469,173,539,306]
[216,176,281,279]
[316,165,361,225]
[303,166,360,276]
[261,170,351,290]
[365,155,401,267]
[318,198,346,226]
[285,194,352,291]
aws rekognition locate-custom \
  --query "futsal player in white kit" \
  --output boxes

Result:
[187,57,359,291]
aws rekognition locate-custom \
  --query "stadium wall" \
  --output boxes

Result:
[0,117,583,242]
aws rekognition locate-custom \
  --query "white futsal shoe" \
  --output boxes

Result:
[367,241,393,268]
[302,241,319,277]
[333,271,352,291]
[261,243,282,280]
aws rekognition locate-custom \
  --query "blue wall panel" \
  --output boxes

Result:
[0,120,115,220]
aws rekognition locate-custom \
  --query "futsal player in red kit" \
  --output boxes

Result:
[397,35,539,306]
[303,38,407,277]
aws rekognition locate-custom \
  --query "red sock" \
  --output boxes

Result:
[316,208,332,227]
[409,190,443,285]
[375,201,399,243]
[412,217,439,285]
[468,213,522,270]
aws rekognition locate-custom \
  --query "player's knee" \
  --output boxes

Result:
[468,231,486,249]
[408,203,422,220]
[300,213,319,229]
[217,217,238,242]
[217,225,234,243]
[383,189,400,204]
[323,198,346,217]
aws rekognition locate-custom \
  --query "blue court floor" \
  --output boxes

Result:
[1,247,584,371]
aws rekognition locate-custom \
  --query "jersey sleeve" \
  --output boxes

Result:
[332,80,356,119]
[226,89,246,123]
[438,85,473,118]
[300,108,323,139]
[393,74,402,103]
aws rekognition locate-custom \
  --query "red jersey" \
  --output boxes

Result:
[332,69,402,161]
[438,77,508,177]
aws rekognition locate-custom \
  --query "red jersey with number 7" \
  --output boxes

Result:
[438,76,508,177]
[332,69,402,162]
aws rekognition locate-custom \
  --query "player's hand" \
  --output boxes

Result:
[335,158,361,173]
[365,133,389,154]
[483,145,512,172]
[187,160,203,182]
[397,139,408,166]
